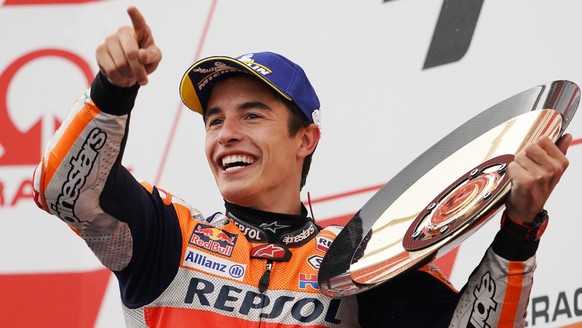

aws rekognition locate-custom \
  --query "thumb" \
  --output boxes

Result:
[138,46,162,72]
[556,133,572,155]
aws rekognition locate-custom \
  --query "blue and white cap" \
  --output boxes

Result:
[179,52,321,127]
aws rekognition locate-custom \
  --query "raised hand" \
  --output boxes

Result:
[96,6,162,87]
[505,134,572,224]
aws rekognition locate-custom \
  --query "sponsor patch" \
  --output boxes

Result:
[197,66,239,90]
[259,221,290,233]
[307,255,323,270]
[189,223,238,257]
[315,236,333,253]
[238,53,273,76]
[51,127,107,224]
[183,247,246,281]
[299,273,319,290]
[250,244,291,262]
[184,276,344,325]
[281,222,317,246]
[231,218,267,242]
[469,271,498,327]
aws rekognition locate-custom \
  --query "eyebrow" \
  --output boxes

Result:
[204,101,271,119]
[240,101,270,110]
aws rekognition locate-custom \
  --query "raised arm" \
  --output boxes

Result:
[450,134,571,327]
[32,7,172,274]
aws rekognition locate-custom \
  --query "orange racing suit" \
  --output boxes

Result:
[33,73,541,327]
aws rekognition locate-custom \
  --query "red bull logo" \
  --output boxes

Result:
[189,224,238,257]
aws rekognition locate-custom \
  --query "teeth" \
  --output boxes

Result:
[222,154,255,170]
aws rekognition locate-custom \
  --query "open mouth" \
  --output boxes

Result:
[221,154,256,171]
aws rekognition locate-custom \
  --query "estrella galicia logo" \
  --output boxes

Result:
[51,127,106,223]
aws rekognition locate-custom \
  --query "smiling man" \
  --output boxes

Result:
[199,72,320,213]
[33,6,572,327]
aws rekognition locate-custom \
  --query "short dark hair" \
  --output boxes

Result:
[282,98,315,190]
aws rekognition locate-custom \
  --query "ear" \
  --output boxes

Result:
[297,124,320,159]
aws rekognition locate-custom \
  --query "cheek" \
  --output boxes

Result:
[204,136,215,167]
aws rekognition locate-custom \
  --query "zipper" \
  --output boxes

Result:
[258,260,273,293]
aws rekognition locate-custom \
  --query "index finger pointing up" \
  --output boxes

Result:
[127,6,153,47]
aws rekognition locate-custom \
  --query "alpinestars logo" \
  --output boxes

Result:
[468,271,498,328]
[281,223,316,246]
[51,127,106,223]
[250,244,291,262]
[260,221,290,233]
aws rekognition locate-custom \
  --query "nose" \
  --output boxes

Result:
[217,117,243,145]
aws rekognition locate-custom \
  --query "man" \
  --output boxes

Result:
[33,7,571,327]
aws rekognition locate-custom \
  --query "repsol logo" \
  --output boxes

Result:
[50,127,106,223]
[184,277,342,325]
[468,271,497,328]
[233,220,266,242]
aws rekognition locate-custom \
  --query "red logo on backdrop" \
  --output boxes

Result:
[3,0,103,5]
[0,49,93,165]
[0,49,93,207]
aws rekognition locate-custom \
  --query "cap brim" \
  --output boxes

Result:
[179,56,292,116]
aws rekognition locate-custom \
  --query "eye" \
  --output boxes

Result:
[245,112,262,120]
[206,117,223,129]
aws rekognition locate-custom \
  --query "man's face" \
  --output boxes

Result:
[204,75,311,213]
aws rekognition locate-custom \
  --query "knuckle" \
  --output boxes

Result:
[117,25,131,34]
[105,34,118,44]
[126,49,139,60]
[562,156,570,169]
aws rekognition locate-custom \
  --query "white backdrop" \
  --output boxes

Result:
[0,0,581,327]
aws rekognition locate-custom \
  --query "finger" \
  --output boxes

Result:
[534,136,570,175]
[138,47,162,74]
[523,140,552,169]
[97,35,136,87]
[127,6,154,48]
[117,27,148,85]
[106,31,133,76]
[509,151,541,182]
[517,140,568,193]
[96,45,119,80]
[96,46,116,79]
[555,133,573,155]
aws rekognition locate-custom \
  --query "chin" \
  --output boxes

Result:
[219,185,255,206]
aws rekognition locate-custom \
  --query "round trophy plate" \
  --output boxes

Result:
[318,80,579,297]
[402,155,514,252]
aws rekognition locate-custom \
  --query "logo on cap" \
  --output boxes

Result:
[237,53,272,76]
[192,61,237,75]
